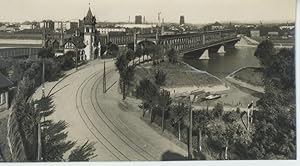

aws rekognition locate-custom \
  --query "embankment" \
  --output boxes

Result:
[226,67,264,93]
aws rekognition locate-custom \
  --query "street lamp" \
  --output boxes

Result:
[34,104,42,161]
[187,94,195,159]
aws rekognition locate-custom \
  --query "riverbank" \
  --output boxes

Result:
[226,67,264,93]
[133,61,229,97]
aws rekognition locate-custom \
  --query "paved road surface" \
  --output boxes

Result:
[33,59,186,161]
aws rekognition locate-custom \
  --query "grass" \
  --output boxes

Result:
[233,67,264,87]
[134,61,222,88]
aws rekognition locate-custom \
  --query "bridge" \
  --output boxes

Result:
[0,29,240,60]
[102,29,240,59]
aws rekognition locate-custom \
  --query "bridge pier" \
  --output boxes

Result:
[217,45,226,54]
[199,49,209,60]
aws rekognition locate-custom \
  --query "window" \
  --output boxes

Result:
[86,28,89,33]
[0,93,5,105]
[2,93,6,104]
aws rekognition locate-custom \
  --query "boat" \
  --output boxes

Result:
[204,94,221,100]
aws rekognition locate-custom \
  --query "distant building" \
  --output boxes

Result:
[40,20,55,31]
[116,23,155,29]
[180,16,185,25]
[268,31,279,36]
[97,27,126,35]
[250,30,260,37]
[135,15,143,24]
[20,24,34,30]
[0,72,13,112]
[279,25,295,30]
[211,22,224,30]
[54,21,79,32]
[70,22,79,30]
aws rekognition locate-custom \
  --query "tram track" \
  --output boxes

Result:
[90,71,157,160]
[75,69,127,160]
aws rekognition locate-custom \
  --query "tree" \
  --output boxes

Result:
[212,103,224,118]
[42,120,76,161]
[193,110,213,153]
[68,141,97,161]
[126,48,135,66]
[167,48,178,64]
[154,70,167,87]
[135,46,143,64]
[207,119,247,160]
[249,41,296,159]
[136,79,159,120]
[170,103,189,140]
[157,90,172,132]
[115,52,135,100]
[151,45,164,65]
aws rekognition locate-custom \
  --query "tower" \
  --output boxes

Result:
[83,7,97,60]
[180,16,185,25]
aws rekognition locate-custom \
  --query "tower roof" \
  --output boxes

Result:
[83,7,96,25]
[86,7,93,19]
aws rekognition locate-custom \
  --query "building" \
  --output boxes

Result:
[211,22,224,30]
[250,30,260,37]
[268,31,279,36]
[63,36,86,60]
[70,22,79,30]
[54,21,78,32]
[19,24,34,30]
[40,20,55,31]
[83,7,100,60]
[180,16,185,25]
[135,15,143,24]
[0,72,13,112]
[97,27,126,35]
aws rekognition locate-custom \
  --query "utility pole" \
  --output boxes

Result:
[41,24,46,98]
[188,103,193,159]
[34,104,42,161]
[162,108,165,132]
[103,61,106,93]
[42,58,45,98]
[76,47,78,70]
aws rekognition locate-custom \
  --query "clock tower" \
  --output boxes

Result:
[83,7,97,60]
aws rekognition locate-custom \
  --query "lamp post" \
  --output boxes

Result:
[187,94,195,160]
[42,57,45,98]
[103,61,106,93]
[34,104,42,161]
[75,47,78,70]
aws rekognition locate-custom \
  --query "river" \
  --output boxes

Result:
[183,38,261,79]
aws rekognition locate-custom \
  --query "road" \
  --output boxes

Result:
[32,59,186,161]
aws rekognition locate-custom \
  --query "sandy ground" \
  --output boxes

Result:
[165,85,229,98]
[32,59,186,161]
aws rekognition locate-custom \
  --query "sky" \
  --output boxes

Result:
[0,0,297,24]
